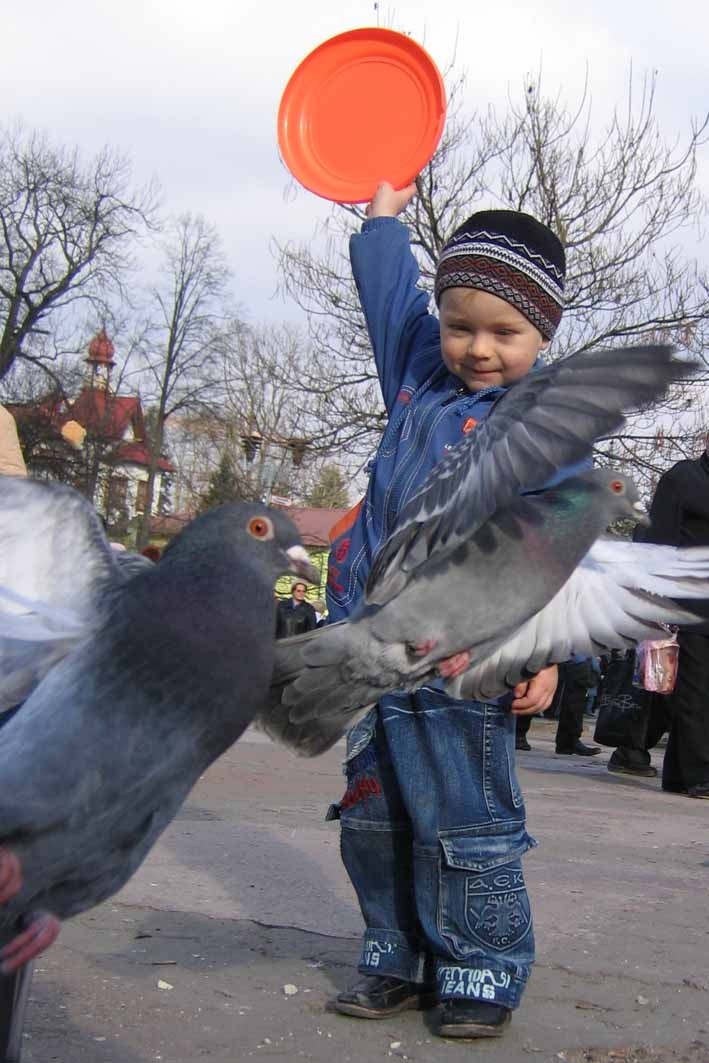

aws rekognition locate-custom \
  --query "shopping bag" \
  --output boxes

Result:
[593,651,653,748]
[633,632,679,694]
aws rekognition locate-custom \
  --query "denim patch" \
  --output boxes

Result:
[465,864,532,951]
[438,828,535,965]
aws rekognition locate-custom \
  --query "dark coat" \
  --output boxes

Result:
[640,452,709,632]
[276,598,317,639]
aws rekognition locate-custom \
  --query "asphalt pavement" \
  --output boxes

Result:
[19,718,709,1063]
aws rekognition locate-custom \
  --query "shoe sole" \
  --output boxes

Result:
[439,1013,512,1039]
[333,992,438,1019]
[608,764,658,778]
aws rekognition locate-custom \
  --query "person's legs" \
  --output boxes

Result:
[380,689,535,1035]
[515,714,532,750]
[555,662,599,755]
[608,694,669,777]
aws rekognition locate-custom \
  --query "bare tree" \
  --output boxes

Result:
[165,318,351,512]
[170,322,337,511]
[276,69,709,481]
[0,123,157,382]
[134,214,233,548]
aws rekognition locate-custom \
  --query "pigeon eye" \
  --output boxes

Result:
[247,517,274,540]
[610,479,625,494]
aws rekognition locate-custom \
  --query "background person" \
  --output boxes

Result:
[611,444,709,797]
[276,581,317,638]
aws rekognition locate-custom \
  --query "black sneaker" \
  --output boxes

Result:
[556,740,601,756]
[688,781,709,800]
[515,738,531,751]
[333,975,437,1019]
[438,999,512,1038]
[608,760,658,777]
[608,752,659,778]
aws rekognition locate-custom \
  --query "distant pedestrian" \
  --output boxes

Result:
[610,443,709,797]
[275,582,317,638]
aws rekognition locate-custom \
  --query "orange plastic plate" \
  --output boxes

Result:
[278,28,447,204]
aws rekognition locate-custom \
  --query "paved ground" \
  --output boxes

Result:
[17,719,709,1063]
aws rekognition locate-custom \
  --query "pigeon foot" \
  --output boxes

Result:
[0,912,61,974]
[410,638,438,657]
[0,850,22,904]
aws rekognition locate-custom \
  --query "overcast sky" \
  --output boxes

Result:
[2,0,708,330]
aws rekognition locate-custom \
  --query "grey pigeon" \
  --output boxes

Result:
[259,344,709,755]
[0,475,318,971]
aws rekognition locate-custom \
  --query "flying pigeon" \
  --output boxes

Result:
[0,476,318,972]
[259,344,709,755]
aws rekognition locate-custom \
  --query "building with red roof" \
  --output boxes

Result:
[10,330,173,533]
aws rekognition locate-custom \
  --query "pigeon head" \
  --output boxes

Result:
[235,502,321,585]
[165,501,320,585]
[587,469,649,526]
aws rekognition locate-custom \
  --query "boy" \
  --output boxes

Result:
[326,181,570,1038]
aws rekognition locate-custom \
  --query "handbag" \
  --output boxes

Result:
[593,651,653,748]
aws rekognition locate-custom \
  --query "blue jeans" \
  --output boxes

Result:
[335,687,536,1010]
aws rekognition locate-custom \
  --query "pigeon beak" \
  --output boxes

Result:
[633,501,651,526]
[285,545,320,585]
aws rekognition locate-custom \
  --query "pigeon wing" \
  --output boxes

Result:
[452,537,709,700]
[0,476,121,709]
[366,345,693,605]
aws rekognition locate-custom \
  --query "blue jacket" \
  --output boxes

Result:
[326,216,586,623]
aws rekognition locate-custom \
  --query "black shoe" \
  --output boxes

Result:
[688,781,709,800]
[608,751,657,777]
[515,738,531,751]
[438,999,512,1038]
[333,975,437,1019]
[556,740,601,756]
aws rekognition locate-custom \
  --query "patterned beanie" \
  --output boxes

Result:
[434,210,566,339]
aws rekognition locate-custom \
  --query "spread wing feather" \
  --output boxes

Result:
[366,345,692,606]
[452,539,709,700]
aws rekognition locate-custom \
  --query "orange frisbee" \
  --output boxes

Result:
[278,28,447,204]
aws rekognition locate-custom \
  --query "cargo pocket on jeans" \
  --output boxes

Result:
[438,824,536,961]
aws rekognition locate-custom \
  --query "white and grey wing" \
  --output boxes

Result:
[366,345,690,606]
[452,537,709,700]
[0,475,120,707]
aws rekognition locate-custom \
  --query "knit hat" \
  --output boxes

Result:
[434,210,566,339]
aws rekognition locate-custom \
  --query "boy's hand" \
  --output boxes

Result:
[510,665,558,715]
[366,180,418,218]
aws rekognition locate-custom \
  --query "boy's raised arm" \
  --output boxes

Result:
[349,181,441,413]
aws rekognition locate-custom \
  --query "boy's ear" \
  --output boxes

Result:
[539,339,551,353]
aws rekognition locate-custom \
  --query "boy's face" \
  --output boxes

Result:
[439,287,549,392]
